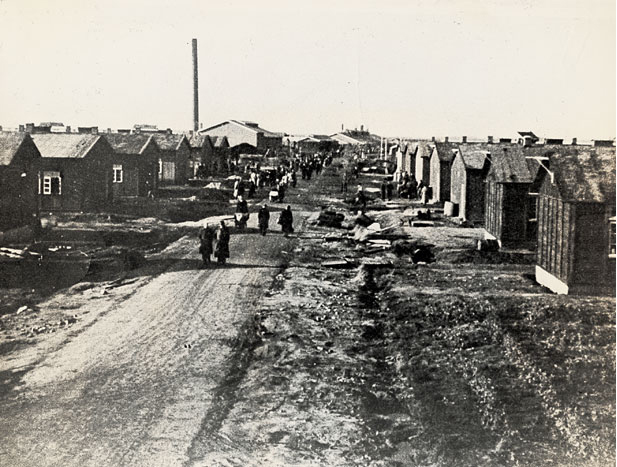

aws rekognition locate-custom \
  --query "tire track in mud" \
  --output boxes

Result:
[183,265,287,467]
[0,225,296,467]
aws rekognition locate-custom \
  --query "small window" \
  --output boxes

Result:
[609,218,616,258]
[113,164,123,183]
[41,171,61,195]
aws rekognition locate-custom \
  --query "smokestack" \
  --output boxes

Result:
[192,38,199,133]
[462,136,467,143]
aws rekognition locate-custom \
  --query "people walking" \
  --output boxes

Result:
[198,224,215,268]
[214,220,230,264]
[278,205,294,237]
[235,195,249,229]
[258,204,270,236]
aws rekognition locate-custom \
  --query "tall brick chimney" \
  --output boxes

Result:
[192,38,199,133]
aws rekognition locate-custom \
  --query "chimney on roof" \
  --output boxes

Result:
[593,140,614,147]
[107,128,111,134]
[571,137,577,145]
[166,128,173,135]
[66,126,71,133]
[25,123,34,133]
[0,125,3,132]
[360,124,364,132]
[192,38,199,133]
[444,136,449,143]
[431,136,435,142]
[91,127,98,135]
[487,136,494,144]
[462,136,467,143]
[19,125,24,132]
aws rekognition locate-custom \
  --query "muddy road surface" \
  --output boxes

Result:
[0,218,296,467]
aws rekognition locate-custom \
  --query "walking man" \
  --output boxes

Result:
[198,224,214,268]
[258,204,270,236]
[278,205,294,237]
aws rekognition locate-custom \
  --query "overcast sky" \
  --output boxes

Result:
[0,0,614,139]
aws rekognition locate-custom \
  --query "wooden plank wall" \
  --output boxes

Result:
[484,181,503,239]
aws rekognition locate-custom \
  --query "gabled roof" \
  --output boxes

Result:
[105,134,155,155]
[518,131,539,140]
[457,143,492,169]
[151,134,187,151]
[432,142,459,162]
[0,132,35,165]
[330,133,365,145]
[486,145,532,183]
[415,141,434,159]
[200,120,278,137]
[298,135,333,143]
[31,133,101,159]
[210,136,229,148]
[188,133,214,149]
[545,146,616,202]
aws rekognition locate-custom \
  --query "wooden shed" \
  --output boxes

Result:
[32,133,113,212]
[430,142,459,203]
[210,136,230,174]
[414,142,433,185]
[0,133,41,231]
[483,145,535,245]
[535,146,616,295]
[188,133,215,178]
[152,134,190,185]
[104,134,159,198]
[450,144,490,223]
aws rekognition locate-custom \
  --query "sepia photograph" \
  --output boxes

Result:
[0,0,615,465]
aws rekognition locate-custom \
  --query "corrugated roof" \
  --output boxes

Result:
[487,145,532,183]
[433,142,459,162]
[105,134,153,155]
[549,146,616,202]
[0,132,28,165]
[152,134,186,151]
[31,133,100,159]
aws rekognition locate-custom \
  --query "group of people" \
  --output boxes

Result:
[397,172,430,203]
[198,221,230,267]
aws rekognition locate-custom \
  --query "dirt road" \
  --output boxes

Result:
[0,218,295,467]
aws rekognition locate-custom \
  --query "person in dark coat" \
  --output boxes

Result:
[380,180,387,201]
[278,205,294,236]
[258,205,270,236]
[386,179,394,201]
[198,225,215,267]
[214,220,230,264]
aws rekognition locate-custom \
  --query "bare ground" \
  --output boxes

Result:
[0,163,614,466]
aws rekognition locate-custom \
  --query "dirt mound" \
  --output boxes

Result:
[391,240,435,263]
